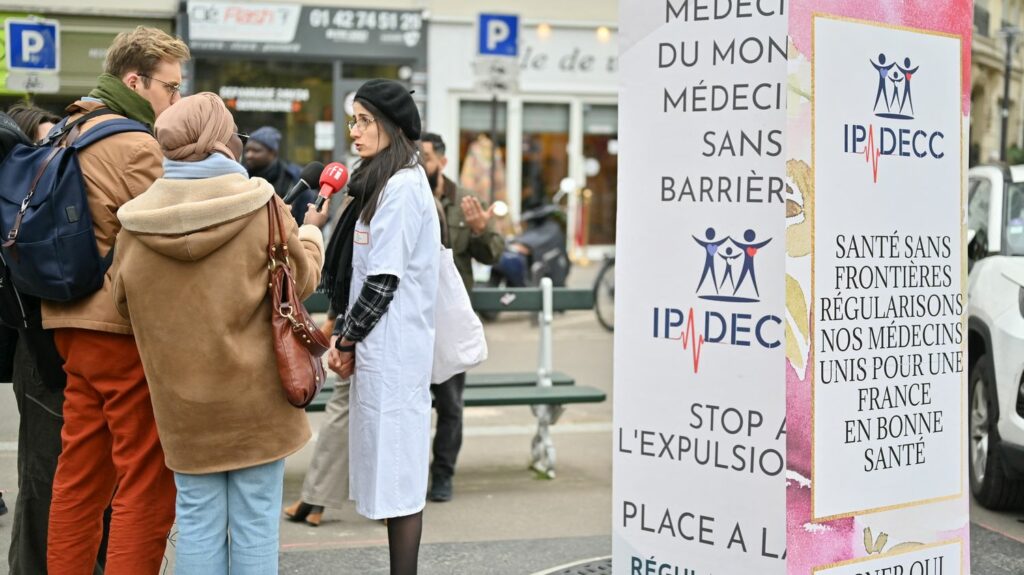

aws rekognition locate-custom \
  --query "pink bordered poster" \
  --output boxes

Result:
[785,2,972,574]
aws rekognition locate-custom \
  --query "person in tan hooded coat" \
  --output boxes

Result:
[112,92,326,573]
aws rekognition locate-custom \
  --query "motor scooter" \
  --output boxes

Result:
[481,194,572,320]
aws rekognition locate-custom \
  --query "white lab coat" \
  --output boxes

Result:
[348,166,440,520]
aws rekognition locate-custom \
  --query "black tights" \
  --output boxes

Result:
[387,511,423,575]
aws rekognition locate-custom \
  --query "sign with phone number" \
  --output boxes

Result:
[185,2,426,59]
[307,9,422,32]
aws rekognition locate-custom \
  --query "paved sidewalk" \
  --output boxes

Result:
[279,536,610,574]
[276,303,614,573]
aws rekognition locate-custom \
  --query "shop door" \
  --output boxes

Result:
[583,104,618,245]
[521,102,570,212]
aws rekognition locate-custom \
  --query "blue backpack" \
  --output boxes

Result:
[0,109,149,302]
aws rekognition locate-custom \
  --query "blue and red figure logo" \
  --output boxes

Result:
[693,227,771,304]
[650,227,782,374]
[845,53,942,184]
[871,53,919,120]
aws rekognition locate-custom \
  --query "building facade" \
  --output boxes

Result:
[13,0,620,248]
[972,0,1024,165]
[427,18,618,245]
[0,1,177,112]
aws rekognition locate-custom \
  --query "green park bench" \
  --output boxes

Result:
[304,278,607,478]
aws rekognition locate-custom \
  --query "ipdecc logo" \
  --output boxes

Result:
[651,227,782,374]
[843,53,945,183]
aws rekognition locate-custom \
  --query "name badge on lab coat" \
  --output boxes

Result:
[354,230,370,245]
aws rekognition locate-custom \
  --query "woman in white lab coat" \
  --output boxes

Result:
[322,79,439,575]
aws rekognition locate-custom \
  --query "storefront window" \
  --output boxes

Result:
[458,100,507,203]
[583,104,618,245]
[194,58,334,167]
[522,103,570,212]
[344,63,403,80]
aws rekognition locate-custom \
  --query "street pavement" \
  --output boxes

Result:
[0,263,1021,573]
[272,271,616,574]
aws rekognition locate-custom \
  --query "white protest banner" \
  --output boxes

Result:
[614,1,789,573]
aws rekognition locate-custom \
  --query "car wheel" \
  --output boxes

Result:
[969,354,1024,509]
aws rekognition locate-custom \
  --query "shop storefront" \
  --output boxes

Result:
[427,19,618,248]
[0,13,175,114]
[182,1,428,168]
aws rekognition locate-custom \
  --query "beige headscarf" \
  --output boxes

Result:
[154,92,237,162]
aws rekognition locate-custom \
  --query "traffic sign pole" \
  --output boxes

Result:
[490,94,498,205]
[477,13,519,205]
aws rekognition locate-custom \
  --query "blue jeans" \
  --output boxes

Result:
[173,459,285,575]
[494,251,528,287]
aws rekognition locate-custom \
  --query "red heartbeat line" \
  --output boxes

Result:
[864,124,881,183]
[668,307,705,373]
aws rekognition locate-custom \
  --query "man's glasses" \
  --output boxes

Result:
[139,74,181,96]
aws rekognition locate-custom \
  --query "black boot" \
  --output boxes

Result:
[428,475,453,502]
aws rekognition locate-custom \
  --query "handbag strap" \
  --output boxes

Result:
[266,199,285,264]
[266,199,315,335]
[266,201,277,264]
[266,198,290,266]
[271,197,288,248]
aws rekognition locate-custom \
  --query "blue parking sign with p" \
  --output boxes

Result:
[7,19,60,72]
[478,14,518,57]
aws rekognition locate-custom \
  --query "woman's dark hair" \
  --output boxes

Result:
[7,102,60,142]
[352,98,421,224]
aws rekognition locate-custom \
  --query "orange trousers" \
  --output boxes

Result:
[47,329,176,575]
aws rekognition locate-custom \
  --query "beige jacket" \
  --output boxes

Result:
[112,173,323,474]
[42,100,164,334]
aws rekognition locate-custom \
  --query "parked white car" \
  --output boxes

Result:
[967,164,1024,509]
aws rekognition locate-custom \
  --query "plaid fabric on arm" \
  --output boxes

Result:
[340,274,400,342]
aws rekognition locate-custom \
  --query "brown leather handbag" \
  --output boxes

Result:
[266,198,330,407]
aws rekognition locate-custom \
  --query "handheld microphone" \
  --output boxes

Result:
[283,162,325,204]
[314,162,349,212]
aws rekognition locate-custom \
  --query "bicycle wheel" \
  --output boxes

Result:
[594,258,615,332]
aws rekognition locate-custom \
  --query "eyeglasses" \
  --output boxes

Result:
[236,132,249,145]
[139,74,181,96]
[347,116,376,132]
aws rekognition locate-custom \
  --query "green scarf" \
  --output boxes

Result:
[88,73,156,130]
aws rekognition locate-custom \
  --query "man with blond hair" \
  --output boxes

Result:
[40,26,189,575]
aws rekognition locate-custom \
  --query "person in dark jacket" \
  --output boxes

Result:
[243,125,313,224]
[1,106,112,575]
[419,132,504,502]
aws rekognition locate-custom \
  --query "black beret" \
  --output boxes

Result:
[355,79,421,141]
